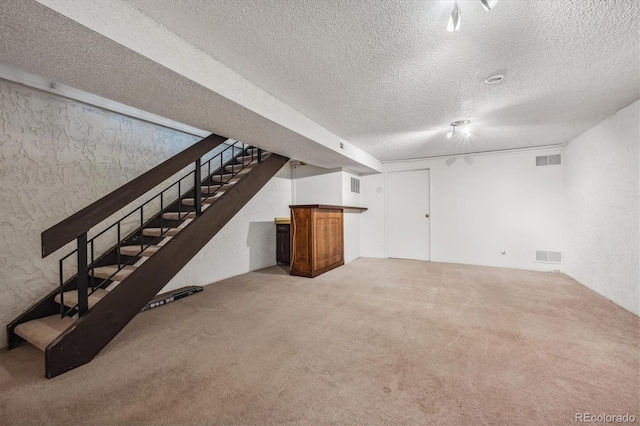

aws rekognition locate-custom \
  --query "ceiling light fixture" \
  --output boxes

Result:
[484,74,505,84]
[447,2,461,33]
[446,0,499,32]
[480,0,499,11]
[447,120,471,139]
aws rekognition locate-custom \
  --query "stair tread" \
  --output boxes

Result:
[143,227,181,237]
[163,211,196,220]
[201,185,224,195]
[163,206,212,220]
[225,163,255,172]
[211,174,243,183]
[14,315,76,351]
[182,193,224,206]
[54,288,109,309]
[93,265,137,281]
[230,156,254,166]
[245,148,269,154]
[120,245,161,257]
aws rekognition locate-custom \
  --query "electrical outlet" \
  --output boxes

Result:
[340,142,344,149]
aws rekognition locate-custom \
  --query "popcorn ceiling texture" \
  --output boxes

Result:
[0,0,381,174]
[124,0,639,160]
[563,100,640,315]
[0,79,203,346]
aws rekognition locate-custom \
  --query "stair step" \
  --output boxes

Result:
[163,211,196,220]
[142,227,181,237]
[119,245,162,257]
[224,163,255,173]
[202,175,242,188]
[182,186,227,206]
[210,173,243,184]
[201,185,224,195]
[162,204,211,220]
[234,155,255,165]
[14,315,76,351]
[182,192,224,206]
[93,265,137,281]
[211,173,233,183]
[245,148,269,156]
[54,288,109,309]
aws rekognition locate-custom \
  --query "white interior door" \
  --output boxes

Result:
[387,169,430,260]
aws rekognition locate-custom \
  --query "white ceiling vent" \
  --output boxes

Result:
[536,154,561,167]
[350,177,360,194]
[536,250,562,263]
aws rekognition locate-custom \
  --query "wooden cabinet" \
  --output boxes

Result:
[276,224,290,264]
[290,204,367,277]
[290,205,344,277]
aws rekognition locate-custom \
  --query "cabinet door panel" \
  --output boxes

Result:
[276,225,290,264]
[313,210,343,271]
[291,209,312,273]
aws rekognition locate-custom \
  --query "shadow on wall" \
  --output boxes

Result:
[246,221,276,271]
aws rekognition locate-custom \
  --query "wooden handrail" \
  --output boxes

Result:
[41,133,228,258]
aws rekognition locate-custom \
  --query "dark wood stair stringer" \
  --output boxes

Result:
[41,133,228,257]
[44,153,289,378]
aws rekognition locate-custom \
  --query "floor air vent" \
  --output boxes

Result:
[536,250,562,263]
[536,154,561,167]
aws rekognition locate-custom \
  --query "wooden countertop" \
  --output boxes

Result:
[289,204,368,212]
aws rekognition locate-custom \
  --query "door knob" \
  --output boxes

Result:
[425,214,430,218]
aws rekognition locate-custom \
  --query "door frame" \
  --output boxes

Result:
[383,168,431,261]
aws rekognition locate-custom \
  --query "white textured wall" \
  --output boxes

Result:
[341,170,362,263]
[291,164,363,264]
[0,79,289,346]
[360,173,385,258]
[292,164,342,205]
[163,166,291,292]
[564,100,639,315]
[361,148,565,271]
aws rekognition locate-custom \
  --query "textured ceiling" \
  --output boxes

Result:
[0,0,381,173]
[124,0,640,161]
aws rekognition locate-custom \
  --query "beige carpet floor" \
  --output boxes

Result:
[0,258,638,425]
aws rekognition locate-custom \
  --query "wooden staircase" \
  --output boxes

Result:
[7,135,288,378]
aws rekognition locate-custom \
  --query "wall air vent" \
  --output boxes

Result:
[350,177,360,194]
[536,156,549,167]
[536,250,562,263]
[548,154,561,165]
[536,250,548,262]
[536,154,561,167]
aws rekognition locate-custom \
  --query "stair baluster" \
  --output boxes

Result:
[194,159,202,217]
[77,233,89,316]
